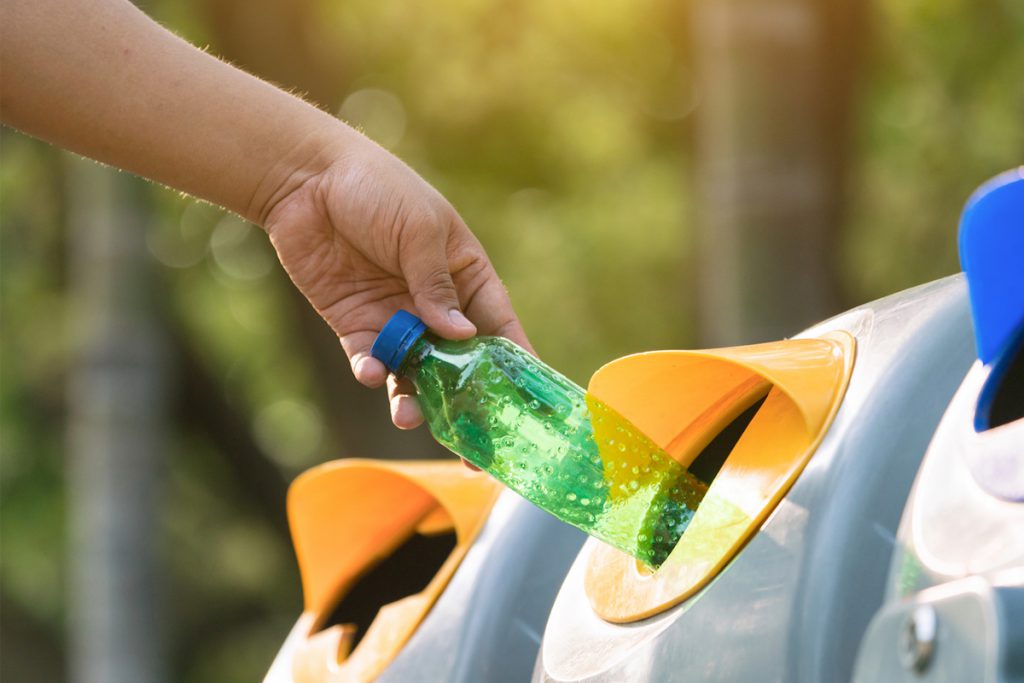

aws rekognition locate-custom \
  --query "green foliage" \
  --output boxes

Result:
[1,137,69,635]
[2,0,1022,680]
[313,0,695,380]
[844,0,1024,300]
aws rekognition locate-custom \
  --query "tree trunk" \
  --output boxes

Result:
[691,0,864,345]
[65,157,169,683]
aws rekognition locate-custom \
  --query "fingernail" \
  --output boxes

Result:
[353,355,386,387]
[448,309,475,331]
[391,395,424,430]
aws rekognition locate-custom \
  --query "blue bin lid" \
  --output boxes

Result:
[958,168,1024,366]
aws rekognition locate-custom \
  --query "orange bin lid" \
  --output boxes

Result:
[273,459,501,682]
[584,332,855,622]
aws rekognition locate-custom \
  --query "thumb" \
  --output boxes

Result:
[402,234,477,339]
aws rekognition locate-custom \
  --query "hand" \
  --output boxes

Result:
[262,133,531,429]
[0,0,526,437]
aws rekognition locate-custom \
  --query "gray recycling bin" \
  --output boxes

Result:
[852,170,1024,683]
[382,494,584,682]
[267,282,974,683]
[533,275,975,683]
[266,171,1020,683]
[264,460,583,683]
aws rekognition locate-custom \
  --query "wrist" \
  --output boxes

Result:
[247,114,362,227]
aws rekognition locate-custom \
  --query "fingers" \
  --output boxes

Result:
[340,331,389,388]
[351,351,388,388]
[342,326,423,430]
[460,267,535,355]
[387,374,424,429]
[401,229,477,341]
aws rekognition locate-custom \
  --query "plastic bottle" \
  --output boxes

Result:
[370,310,707,567]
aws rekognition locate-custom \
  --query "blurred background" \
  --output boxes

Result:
[1,0,1021,680]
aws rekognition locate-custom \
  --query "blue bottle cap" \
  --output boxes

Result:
[370,310,428,373]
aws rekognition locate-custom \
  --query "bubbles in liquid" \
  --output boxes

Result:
[414,336,708,569]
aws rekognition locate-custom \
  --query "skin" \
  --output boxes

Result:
[0,0,531,430]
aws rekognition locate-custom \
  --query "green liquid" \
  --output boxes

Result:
[405,335,707,568]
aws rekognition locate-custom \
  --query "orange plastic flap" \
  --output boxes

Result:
[281,459,502,682]
[585,332,855,622]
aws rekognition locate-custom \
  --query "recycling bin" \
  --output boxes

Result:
[534,277,976,682]
[264,459,584,683]
[852,170,1024,683]
[267,170,1020,682]
[268,273,974,683]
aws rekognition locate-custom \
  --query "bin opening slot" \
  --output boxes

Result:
[318,530,457,650]
[686,395,768,486]
[629,393,770,578]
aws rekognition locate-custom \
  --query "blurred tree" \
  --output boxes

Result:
[843,0,1024,300]
[0,592,65,681]
[202,0,349,108]
[65,157,169,683]
[691,0,866,344]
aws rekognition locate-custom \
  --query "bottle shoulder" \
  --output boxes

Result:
[413,335,578,392]
[420,334,526,361]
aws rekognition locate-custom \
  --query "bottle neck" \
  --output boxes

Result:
[395,336,433,377]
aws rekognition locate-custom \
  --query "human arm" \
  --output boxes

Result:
[0,0,530,427]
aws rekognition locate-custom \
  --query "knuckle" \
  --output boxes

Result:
[420,267,457,298]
